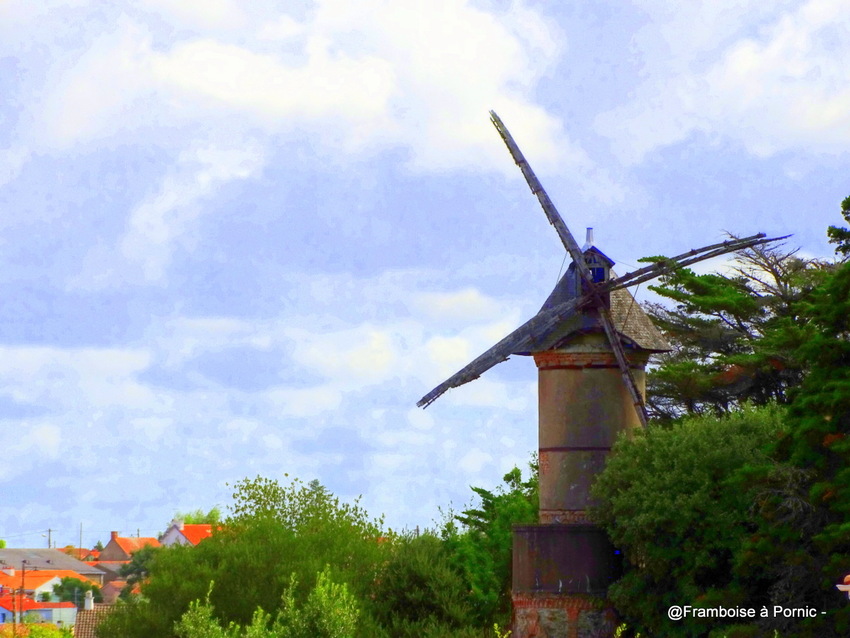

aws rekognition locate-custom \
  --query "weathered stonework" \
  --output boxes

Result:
[512,593,618,638]
[512,335,643,638]
[538,509,590,525]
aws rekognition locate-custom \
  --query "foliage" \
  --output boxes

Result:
[52,576,102,608]
[370,532,474,636]
[442,456,538,627]
[826,196,850,258]
[0,625,73,637]
[276,568,359,638]
[97,475,387,638]
[591,405,785,637]
[119,544,160,597]
[173,567,359,638]
[173,507,222,526]
[644,240,829,420]
[733,259,850,636]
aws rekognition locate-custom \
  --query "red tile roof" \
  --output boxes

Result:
[74,603,112,638]
[0,569,99,595]
[180,524,213,545]
[0,572,58,592]
[0,594,40,611]
[113,536,160,554]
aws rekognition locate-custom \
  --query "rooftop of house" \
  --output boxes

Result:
[0,594,40,612]
[0,572,60,592]
[0,548,105,577]
[59,546,100,561]
[107,531,160,554]
[0,568,98,589]
[179,524,213,545]
[74,603,112,638]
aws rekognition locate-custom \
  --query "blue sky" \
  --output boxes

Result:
[1,0,848,548]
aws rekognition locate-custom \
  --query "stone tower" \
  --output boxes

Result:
[510,232,670,638]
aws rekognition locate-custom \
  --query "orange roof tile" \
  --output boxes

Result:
[114,536,160,554]
[74,603,112,638]
[0,569,98,590]
[180,524,213,545]
[0,595,40,611]
[0,573,58,592]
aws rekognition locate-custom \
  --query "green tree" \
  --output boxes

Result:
[826,196,850,258]
[173,507,222,525]
[734,258,850,637]
[276,567,359,638]
[645,240,828,420]
[173,567,359,638]
[591,405,785,637]
[119,544,160,598]
[52,576,103,608]
[370,532,474,636]
[442,456,538,627]
[98,475,387,638]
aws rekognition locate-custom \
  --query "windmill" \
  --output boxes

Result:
[417,111,785,638]
[418,111,784,422]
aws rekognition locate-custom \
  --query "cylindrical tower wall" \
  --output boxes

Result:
[534,334,648,523]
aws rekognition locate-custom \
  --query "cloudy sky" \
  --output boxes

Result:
[1,0,848,548]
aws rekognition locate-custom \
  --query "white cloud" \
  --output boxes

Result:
[69,140,266,288]
[444,376,533,411]
[151,38,395,131]
[407,407,434,431]
[596,0,850,162]
[14,423,62,458]
[137,0,248,32]
[458,447,493,473]
[120,141,266,282]
[413,288,503,322]
[26,1,585,176]
[0,146,30,189]
[0,346,154,408]
[38,17,157,149]
[264,385,343,418]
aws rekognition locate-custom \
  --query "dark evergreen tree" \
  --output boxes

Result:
[827,196,850,259]
[645,240,829,420]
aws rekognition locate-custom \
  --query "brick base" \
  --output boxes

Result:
[512,593,618,638]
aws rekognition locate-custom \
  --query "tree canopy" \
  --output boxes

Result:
[591,405,785,636]
[645,240,830,420]
[52,576,102,608]
[172,507,222,526]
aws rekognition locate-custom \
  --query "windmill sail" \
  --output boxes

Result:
[416,298,578,408]
[418,111,787,425]
[490,110,652,425]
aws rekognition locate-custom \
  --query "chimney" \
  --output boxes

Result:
[84,589,94,611]
[110,531,118,541]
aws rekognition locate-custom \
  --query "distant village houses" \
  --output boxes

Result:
[0,521,214,633]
